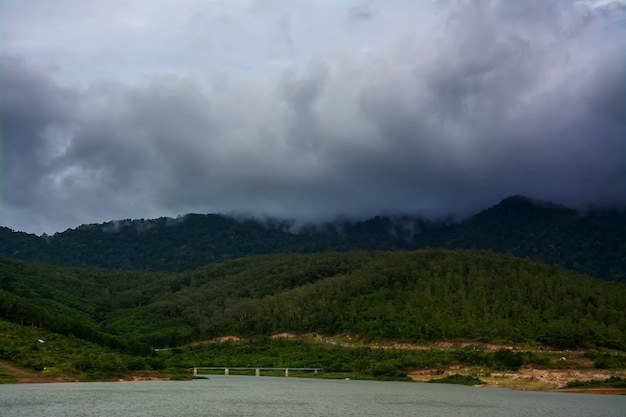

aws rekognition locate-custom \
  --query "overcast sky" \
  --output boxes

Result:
[1,0,625,235]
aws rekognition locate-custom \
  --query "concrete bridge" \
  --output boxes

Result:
[191,366,323,377]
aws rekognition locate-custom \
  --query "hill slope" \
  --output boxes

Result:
[2,250,625,351]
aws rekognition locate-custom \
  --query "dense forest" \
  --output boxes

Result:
[2,250,625,351]
[1,196,625,281]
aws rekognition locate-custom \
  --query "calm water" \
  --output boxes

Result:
[1,377,625,417]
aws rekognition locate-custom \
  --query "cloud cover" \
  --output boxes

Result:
[1,0,625,235]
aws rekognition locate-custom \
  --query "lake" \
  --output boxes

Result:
[1,376,625,417]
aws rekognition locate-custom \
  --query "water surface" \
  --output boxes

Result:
[2,376,624,417]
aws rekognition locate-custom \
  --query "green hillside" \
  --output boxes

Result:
[194,250,626,349]
[2,249,626,381]
[2,250,625,350]
[0,318,157,383]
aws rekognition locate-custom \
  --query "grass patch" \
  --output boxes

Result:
[0,368,17,383]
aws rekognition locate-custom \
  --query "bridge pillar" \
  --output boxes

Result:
[255,368,260,377]
[284,368,289,377]
[193,368,197,377]
[225,368,229,377]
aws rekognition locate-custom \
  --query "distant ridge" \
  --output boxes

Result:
[1,195,624,281]
[419,195,626,282]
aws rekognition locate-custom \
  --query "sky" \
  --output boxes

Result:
[1,0,625,235]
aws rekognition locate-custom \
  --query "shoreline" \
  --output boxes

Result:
[3,359,625,394]
[4,373,626,395]
[408,366,626,395]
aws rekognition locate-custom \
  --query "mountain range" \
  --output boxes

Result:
[2,195,626,380]
[1,195,624,281]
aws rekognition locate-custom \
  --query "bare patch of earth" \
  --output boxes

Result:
[211,335,241,342]
[408,365,626,394]
[271,332,297,338]
[116,375,171,382]
[0,360,31,376]
[190,335,242,344]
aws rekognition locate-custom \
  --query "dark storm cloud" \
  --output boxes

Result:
[0,57,79,225]
[1,0,625,234]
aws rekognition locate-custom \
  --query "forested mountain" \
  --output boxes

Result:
[0,214,419,271]
[1,195,625,281]
[419,196,626,282]
[2,250,625,352]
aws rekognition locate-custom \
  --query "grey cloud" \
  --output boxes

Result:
[1,0,625,235]
[0,56,78,217]
[348,3,376,22]
[280,61,329,150]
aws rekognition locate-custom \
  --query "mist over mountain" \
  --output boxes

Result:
[1,196,624,282]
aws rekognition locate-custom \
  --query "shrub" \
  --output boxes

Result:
[429,374,485,386]
[493,349,524,370]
